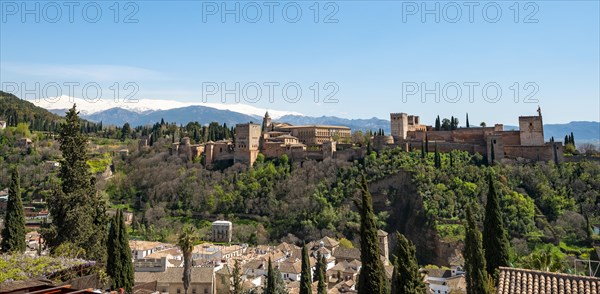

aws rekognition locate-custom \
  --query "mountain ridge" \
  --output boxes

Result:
[64,106,599,144]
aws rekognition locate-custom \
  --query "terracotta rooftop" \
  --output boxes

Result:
[129,240,165,251]
[134,267,214,284]
[332,247,361,261]
[497,267,600,294]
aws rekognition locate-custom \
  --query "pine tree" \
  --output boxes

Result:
[357,174,388,294]
[391,232,426,294]
[178,226,197,294]
[118,210,134,293]
[46,104,108,262]
[1,169,26,253]
[464,206,494,294]
[317,254,327,294]
[482,174,510,280]
[300,243,312,294]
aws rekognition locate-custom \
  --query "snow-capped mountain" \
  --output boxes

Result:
[33,95,302,119]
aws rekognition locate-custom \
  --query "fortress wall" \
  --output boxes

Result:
[501,131,521,145]
[504,144,559,162]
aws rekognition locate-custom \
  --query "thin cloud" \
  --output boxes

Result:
[0,62,166,82]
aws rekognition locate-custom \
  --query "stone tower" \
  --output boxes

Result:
[378,230,389,265]
[323,141,337,159]
[262,111,272,132]
[390,113,408,141]
[518,114,544,146]
[234,123,261,166]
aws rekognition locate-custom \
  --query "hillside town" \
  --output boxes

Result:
[0,98,599,294]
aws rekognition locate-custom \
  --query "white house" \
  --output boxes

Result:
[129,241,168,259]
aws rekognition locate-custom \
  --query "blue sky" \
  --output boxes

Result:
[1,0,599,125]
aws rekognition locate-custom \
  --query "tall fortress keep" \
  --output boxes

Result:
[163,109,563,167]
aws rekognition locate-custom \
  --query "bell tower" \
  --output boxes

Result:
[262,111,272,132]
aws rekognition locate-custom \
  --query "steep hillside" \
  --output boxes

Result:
[0,91,63,130]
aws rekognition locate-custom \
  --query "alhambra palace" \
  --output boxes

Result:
[143,109,563,166]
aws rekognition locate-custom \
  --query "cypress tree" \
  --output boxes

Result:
[564,135,569,145]
[451,116,455,130]
[425,134,429,153]
[435,116,441,131]
[317,254,327,294]
[265,257,275,294]
[570,132,575,146]
[391,232,426,294]
[300,243,312,294]
[482,174,510,280]
[313,252,322,282]
[118,210,134,293]
[463,206,494,294]
[46,104,108,262]
[466,113,470,128]
[1,169,26,253]
[490,142,495,165]
[106,211,122,290]
[420,141,425,159]
[357,174,388,294]
[233,259,243,294]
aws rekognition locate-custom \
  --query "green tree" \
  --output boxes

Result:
[300,243,313,294]
[232,259,243,294]
[520,244,566,272]
[463,206,494,294]
[357,174,388,294]
[1,169,26,253]
[46,104,108,262]
[178,226,197,294]
[264,258,288,294]
[435,116,441,131]
[490,142,495,165]
[313,252,322,282]
[121,122,131,141]
[391,232,426,294]
[434,143,441,169]
[482,174,510,280]
[265,257,275,294]
[106,211,122,290]
[106,210,134,292]
[317,254,327,294]
[466,113,470,128]
[117,210,134,292]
